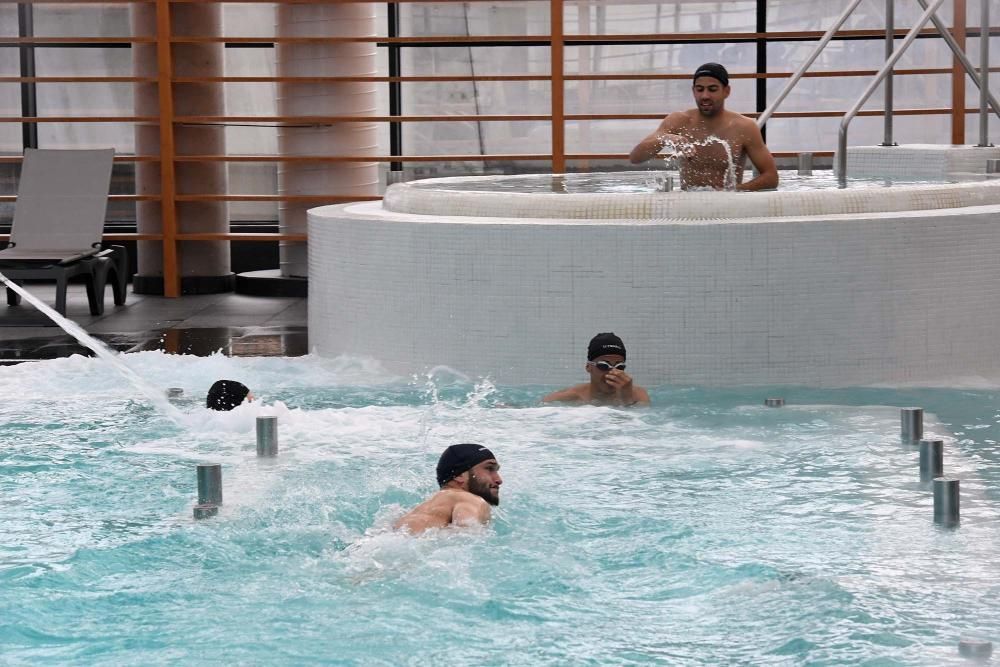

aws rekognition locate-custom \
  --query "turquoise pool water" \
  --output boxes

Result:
[2,353,999,664]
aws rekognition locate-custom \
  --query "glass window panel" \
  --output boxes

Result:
[402,120,550,156]
[765,113,952,153]
[564,118,655,155]
[32,47,133,151]
[32,3,131,38]
[403,46,549,77]
[399,3,548,38]
[565,2,756,35]
[403,80,548,115]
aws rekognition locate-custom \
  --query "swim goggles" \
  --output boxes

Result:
[589,360,626,372]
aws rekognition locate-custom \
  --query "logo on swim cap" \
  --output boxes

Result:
[588,332,626,361]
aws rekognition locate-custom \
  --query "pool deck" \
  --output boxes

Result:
[0,283,307,363]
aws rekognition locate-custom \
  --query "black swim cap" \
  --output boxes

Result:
[436,443,496,487]
[588,332,626,361]
[693,62,729,87]
[206,380,250,411]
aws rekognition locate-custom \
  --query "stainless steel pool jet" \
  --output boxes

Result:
[900,407,923,444]
[958,637,992,660]
[933,477,960,526]
[256,416,278,457]
[194,463,223,519]
[918,439,943,483]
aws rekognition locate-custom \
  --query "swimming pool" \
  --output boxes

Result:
[2,353,998,664]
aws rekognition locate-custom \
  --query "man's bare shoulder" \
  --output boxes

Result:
[727,111,762,134]
[542,383,591,403]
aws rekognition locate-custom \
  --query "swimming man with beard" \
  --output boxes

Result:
[629,62,778,191]
[394,444,502,534]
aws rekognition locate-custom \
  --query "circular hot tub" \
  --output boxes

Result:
[308,169,1000,386]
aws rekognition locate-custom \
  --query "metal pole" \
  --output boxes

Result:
[256,415,278,457]
[979,0,991,146]
[838,0,946,186]
[919,438,943,482]
[933,477,959,525]
[901,407,924,443]
[387,3,402,173]
[757,0,867,128]
[883,0,896,146]
[915,0,1000,121]
[196,463,223,505]
[17,3,38,150]
[797,152,813,175]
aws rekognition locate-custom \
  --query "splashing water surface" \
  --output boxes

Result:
[2,351,1000,664]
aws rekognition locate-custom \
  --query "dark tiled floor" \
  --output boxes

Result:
[0,282,307,363]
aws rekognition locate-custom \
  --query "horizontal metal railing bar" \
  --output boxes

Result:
[0,233,308,242]
[0,194,159,202]
[173,114,551,123]
[0,116,158,123]
[0,107,970,127]
[173,194,381,203]
[7,27,980,47]
[0,68,994,87]
[0,76,156,83]
[163,67,984,84]
[175,233,297,242]
[0,37,155,44]
[0,155,159,163]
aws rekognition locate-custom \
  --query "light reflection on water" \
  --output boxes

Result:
[1,353,999,664]
[408,170,944,194]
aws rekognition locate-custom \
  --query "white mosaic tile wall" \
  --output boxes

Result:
[843,144,1000,181]
[309,200,1000,387]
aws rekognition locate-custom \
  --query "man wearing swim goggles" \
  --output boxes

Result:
[542,332,650,406]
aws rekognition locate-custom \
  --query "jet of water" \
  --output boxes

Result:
[0,271,186,425]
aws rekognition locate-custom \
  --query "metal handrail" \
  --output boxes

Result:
[978,0,991,147]
[756,0,867,129]
[883,0,895,146]
[837,0,946,186]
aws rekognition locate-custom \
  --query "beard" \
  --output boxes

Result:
[467,473,500,506]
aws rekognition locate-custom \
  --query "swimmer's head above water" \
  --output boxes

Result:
[437,443,501,506]
[206,379,252,411]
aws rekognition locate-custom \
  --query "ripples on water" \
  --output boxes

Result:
[1,353,999,664]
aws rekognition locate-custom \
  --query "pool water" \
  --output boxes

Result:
[405,170,943,194]
[2,353,1000,664]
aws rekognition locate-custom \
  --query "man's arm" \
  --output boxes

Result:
[629,114,689,164]
[736,121,779,191]
[630,386,651,406]
[451,498,491,527]
[541,386,584,403]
